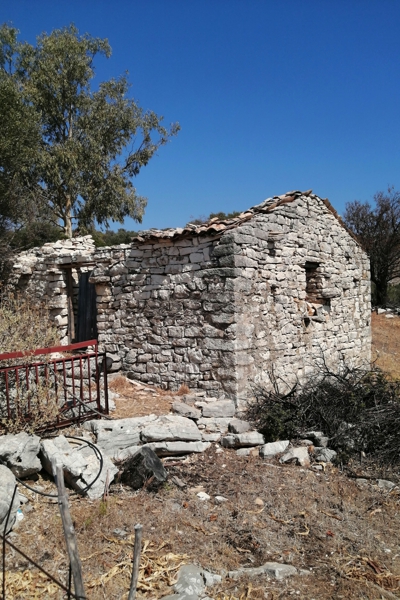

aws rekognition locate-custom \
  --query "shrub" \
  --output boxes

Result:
[0,292,60,432]
[0,292,59,361]
[245,363,400,464]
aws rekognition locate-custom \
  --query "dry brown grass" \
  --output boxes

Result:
[109,375,174,419]
[371,312,400,379]
[5,449,400,599]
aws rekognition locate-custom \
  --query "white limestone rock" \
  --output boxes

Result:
[259,440,290,458]
[0,465,20,534]
[40,436,118,500]
[0,432,42,478]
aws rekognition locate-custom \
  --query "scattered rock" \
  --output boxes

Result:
[146,441,211,456]
[280,447,310,467]
[259,440,290,458]
[119,447,167,490]
[236,448,251,456]
[203,570,222,587]
[0,465,20,534]
[197,492,211,501]
[173,564,206,596]
[377,479,397,492]
[113,528,128,538]
[172,402,202,420]
[0,432,42,478]
[85,415,158,458]
[228,561,297,580]
[303,431,329,448]
[214,495,228,504]
[314,448,337,463]
[228,419,251,434]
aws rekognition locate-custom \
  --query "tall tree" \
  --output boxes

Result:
[344,188,400,305]
[0,25,43,239]
[0,24,179,238]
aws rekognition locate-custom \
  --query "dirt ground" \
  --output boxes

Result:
[1,316,400,599]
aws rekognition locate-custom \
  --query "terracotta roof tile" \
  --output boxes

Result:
[135,190,355,243]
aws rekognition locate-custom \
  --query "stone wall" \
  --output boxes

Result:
[91,236,237,398]
[8,191,371,404]
[231,196,371,398]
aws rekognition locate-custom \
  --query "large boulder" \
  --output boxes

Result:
[40,436,118,500]
[0,432,41,478]
[0,465,20,534]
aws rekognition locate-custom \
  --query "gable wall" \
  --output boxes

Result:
[231,196,371,402]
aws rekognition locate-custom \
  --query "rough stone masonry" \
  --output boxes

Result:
[9,190,371,407]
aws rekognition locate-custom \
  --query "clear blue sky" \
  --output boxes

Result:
[3,1,400,231]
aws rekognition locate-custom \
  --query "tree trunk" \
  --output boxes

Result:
[65,195,73,238]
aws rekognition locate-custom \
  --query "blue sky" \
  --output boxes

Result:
[3,1,400,231]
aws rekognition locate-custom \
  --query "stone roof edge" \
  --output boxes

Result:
[134,189,361,247]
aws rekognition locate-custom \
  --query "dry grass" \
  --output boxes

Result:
[2,316,400,599]
[371,312,400,378]
[5,450,400,599]
[109,375,174,419]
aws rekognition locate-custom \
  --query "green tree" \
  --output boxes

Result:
[0,23,179,238]
[0,25,43,240]
[344,188,400,305]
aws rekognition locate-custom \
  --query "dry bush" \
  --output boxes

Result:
[0,292,59,362]
[1,375,60,434]
[0,292,60,432]
[177,384,190,396]
[246,363,400,465]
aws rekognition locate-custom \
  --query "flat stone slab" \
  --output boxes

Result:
[140,415,202,443]
[85,415,158,457]
[0,432,41,478]
[260,440,290,458]
[221,432,265,448]
[172,401,202,420]
[201,401,236,418]
[196,417,231,433]
[0,465,20,535]
[146,441,211,456]
[228,562,297,580]
[40,436,118,500]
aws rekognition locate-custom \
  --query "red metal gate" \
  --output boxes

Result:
[0,340,109,431]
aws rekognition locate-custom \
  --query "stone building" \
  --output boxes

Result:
[9,190,371,405]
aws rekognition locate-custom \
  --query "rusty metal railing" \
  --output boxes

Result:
[0,340,109,431]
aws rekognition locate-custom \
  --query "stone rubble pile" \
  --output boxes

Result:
[0,394,397,539]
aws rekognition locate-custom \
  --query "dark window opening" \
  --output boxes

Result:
[304,261,330,321]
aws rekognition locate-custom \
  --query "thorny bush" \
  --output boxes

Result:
[245,362,400,464]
